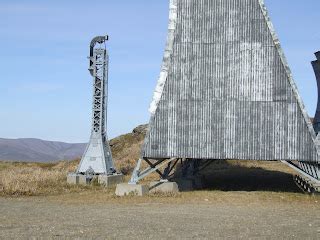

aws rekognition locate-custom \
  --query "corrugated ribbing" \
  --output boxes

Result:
[143,0,319,163]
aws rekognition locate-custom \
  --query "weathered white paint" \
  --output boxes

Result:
[149,0,178,115]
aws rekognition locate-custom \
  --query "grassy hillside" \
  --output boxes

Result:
[0,125,148,196]
[110,124,147,174]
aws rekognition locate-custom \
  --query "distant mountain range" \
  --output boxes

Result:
[0,138,86,162]
[0,125,149,163]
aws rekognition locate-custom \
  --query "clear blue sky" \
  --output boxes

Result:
[0,0,319,143]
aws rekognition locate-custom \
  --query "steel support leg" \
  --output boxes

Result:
[129,158,178,184]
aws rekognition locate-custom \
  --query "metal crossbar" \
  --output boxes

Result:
[129,158,178,184]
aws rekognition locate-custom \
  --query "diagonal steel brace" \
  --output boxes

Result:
[129,158,177,184]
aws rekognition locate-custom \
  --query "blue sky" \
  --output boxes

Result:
[0,0,319,143]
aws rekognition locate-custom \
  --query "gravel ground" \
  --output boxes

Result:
[0,196,319,239]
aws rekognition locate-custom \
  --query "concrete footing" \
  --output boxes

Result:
[115,183,149,196]
[115,181,179,196]
[149,181,179,193]
[98,174,124,187]
[67,173,89,185]
[67,173,123,187]
[67,173,78,184]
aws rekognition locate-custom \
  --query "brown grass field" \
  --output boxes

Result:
[0,159,319,201]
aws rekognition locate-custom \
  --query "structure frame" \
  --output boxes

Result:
[130,0,320,191]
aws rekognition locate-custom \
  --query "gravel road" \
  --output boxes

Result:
[0,196,319,239]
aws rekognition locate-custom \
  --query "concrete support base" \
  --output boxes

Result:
[67,173,89,185]
[98,174,124,187]
[67,173,123,188]
[115,183,149,196]
[149,181,179,193]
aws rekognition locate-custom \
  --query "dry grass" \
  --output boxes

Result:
[0,125,148,197]
[1,166,64,196]
[0,161,154,198]
[0,160,101,196]
[0,160,319,205]
[0,125,319,203]
[110,127,145,174]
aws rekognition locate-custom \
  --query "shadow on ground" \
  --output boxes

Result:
[175,160,301,193]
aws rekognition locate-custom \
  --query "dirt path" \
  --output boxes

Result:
[1,195,319,239]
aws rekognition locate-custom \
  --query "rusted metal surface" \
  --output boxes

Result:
[142,0,319,163]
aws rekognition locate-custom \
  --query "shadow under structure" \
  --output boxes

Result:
[129,0,320,192]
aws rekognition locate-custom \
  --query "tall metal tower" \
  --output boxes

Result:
[77,36,115,175]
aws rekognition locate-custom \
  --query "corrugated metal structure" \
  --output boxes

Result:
[130,0,320,185]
